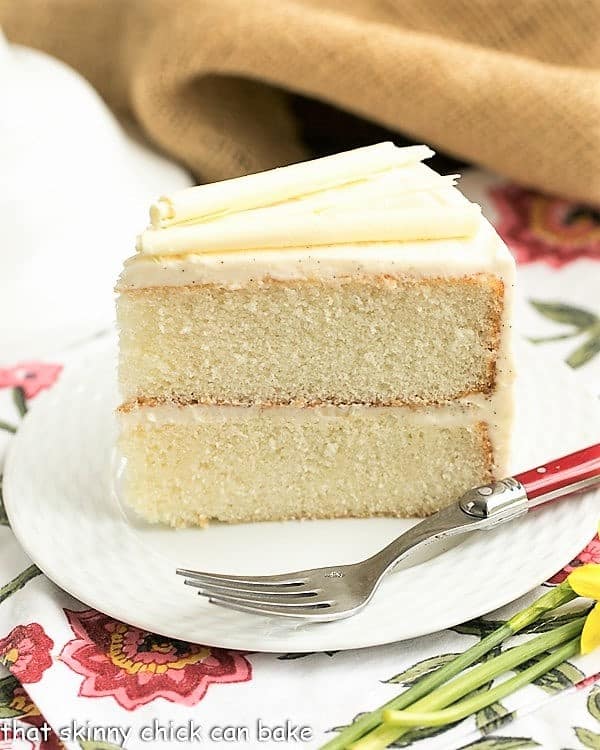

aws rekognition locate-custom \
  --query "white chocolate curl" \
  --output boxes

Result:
[138,205,481,255]
[148,143,433,229]
[138,143,481,255]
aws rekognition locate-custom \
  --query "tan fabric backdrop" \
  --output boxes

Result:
[1,0,599,201]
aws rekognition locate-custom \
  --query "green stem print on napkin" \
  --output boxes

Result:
[0,565,42,606]
[529,300,600,368]
[0,388,28,434]
[0,476,7,527]
[0,419,17,435]
[12,387,27,418]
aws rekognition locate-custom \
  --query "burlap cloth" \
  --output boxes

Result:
[2,0,599,201]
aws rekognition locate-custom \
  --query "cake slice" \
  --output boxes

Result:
[116,143,515,527]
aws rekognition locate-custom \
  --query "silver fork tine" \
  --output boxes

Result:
[205,594,337,619]
[176,568,308,587]
[198,589,333,608]
[195,588,326,606]
[183,579,322,598]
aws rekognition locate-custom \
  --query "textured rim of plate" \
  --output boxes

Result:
[4,335,600,653]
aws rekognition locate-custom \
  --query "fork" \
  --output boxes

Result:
[177,444,600,622]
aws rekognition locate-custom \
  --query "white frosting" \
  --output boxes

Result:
[122,401,485,425]
[119,218,509,290]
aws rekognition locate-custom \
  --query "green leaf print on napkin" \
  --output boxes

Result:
[388,724,460,746]
[533,660,585,693]
[589,686,600,723]
[529,300,600,368]
[449,613,584,638]
[530,302,598,329]
[0,703,22,719]
[574,727,600,750]
[522,609,593,634]
[476,701,515,735]
[567,337,600,369]
[457,738,539,749]
[278,650,338,660]
[0,674,24,719]
[451,618,506,638]
[572,684,600,750]
[512,653,584,694]
[386,654,461,685]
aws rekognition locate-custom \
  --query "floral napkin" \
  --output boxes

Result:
[0,172,599,750]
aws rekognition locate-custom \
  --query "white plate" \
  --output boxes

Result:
[4,337,599,653]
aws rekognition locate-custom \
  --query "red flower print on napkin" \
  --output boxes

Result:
[59,609,252,710]
[491,184,600,267]
[547,534,600,585]
[576,672,600,691]
[0,623,54,683]
[0,362,62,399]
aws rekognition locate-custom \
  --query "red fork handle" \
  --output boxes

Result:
[514,443,600,509]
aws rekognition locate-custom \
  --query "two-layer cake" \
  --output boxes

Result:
[116,143,515,527]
